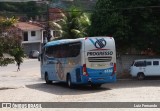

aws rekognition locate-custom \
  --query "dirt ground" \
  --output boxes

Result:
[0,59,160,111]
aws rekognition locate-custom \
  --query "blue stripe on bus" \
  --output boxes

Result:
[89,38,95,46]
[87,67,113,75]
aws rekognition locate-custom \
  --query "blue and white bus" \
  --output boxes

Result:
[40,37,116,88]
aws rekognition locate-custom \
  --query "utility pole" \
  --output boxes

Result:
[45,0,51,43]
[43,0,51,45]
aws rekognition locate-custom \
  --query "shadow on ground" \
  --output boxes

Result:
[26,82,111,95]
[26,77,160,95]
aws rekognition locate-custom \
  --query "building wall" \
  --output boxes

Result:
[21,30,43,56]
[22,30,42,43]
[22,43,41,56]
[28,30,42,41]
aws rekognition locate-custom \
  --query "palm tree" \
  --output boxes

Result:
[50,6,90,39]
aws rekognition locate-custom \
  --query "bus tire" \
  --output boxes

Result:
[137,73,145,80]
[91,84,102,88]
[67,75,74,88]
[45,73,52,84]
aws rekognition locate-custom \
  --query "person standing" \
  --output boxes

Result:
[17,61,21,71]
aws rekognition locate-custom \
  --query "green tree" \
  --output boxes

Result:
[89,0,160,54]
[0,17,25,66]
[0,2,46,20]
[22,1,41,20]
[50,6,91,39]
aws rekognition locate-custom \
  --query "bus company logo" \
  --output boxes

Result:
[95,38,106,49]
[90,38,107,49]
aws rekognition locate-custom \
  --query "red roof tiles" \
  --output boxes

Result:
[15,22,43,31]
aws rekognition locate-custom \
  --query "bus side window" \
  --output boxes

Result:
[53,45,61,58]
[74,43,81,56]
[61,44,69,58]
[46,47,50,57]
[68,42,81,57]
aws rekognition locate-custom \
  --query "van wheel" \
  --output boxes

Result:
[137,73,145,80]
[45,74,52,84]
[67,75,74,88]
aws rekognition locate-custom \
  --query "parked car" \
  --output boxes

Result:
[130,59,160,80]
[29,50,39,58]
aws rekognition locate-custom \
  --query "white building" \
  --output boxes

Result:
[15,22,44,55]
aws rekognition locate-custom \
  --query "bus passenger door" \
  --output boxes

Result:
[42,47,56,81]
[46,58,57,80]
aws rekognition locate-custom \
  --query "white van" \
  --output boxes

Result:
[130,59,160,80]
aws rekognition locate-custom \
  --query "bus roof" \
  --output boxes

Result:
[44,36,114,47]
[45,38,85,47]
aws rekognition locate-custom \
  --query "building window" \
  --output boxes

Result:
[23,32,28,41]
[31,31,36,36]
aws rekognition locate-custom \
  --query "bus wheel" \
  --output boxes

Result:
[91,84,102,88]
[67,75,73,88]
[137,73,145,80]
[45,74,52,84]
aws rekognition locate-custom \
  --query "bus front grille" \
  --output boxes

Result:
[88,57,112,62]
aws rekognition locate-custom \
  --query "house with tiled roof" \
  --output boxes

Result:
[14,22,57,55]
[49,8,65,21]
[14,22,45,55]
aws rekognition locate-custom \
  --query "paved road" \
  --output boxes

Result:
[0,59,160,111]
[0,59,41,86]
